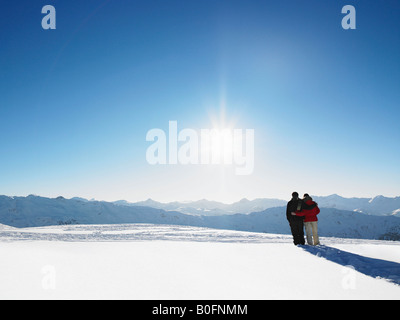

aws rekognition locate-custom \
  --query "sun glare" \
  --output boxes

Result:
[205,103,242,165]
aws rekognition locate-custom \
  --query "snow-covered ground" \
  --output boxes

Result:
[0,223,399,300]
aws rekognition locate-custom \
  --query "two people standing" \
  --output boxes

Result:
[286,192,320,246]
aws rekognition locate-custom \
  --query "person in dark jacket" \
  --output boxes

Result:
[286,192,317,245]
[292,194,320,245]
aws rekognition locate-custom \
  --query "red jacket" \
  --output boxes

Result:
[296,200,320,222]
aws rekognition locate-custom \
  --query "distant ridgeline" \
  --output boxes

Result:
[0,195,399,241]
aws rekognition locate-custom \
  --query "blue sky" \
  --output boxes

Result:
[0,0,399,202]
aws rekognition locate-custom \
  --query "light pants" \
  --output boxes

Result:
[304,221,320,245]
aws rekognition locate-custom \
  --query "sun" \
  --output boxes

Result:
[205,104,241,166]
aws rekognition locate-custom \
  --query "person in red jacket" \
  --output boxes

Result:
[291,194,320,245]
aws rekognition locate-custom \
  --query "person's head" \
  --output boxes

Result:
[292,192,299,200]
[303,193,312,201]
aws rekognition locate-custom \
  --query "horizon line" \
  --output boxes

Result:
[1,193,399,205]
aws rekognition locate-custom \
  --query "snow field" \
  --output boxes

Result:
[0,224,399,300]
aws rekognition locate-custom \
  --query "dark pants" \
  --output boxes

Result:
[288,217,305,245]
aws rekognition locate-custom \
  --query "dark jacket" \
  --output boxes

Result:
[286,198,301,221]
[286,199,316,221]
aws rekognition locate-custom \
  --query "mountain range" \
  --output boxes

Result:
[0,194,399,240]
[114,197,287,216]
[115,194,400,217]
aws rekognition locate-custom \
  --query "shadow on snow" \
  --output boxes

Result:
[301,245,400,286]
